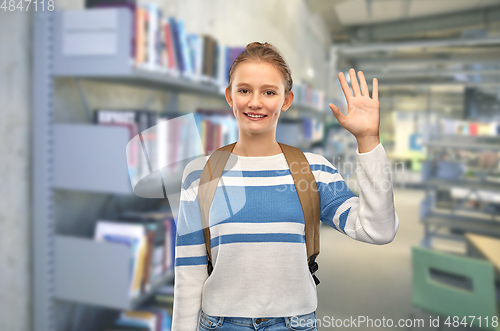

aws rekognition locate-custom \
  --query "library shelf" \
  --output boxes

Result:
[51,8,325,117]
[422,178,500,192]
[422,140,500,151]
[53,123,187,197]
[419,133,500,250]
[55,235,174,310]
[55,66,223,98]
[421,214,500,238]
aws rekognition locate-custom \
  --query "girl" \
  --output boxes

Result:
[172,42,399,331]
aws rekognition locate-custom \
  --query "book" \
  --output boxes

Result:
[163,19,178,76]
[117,311,157,331]
[169,17,184,75]
[145,3,158,71]
[188,33,203,82]
[119,210,175,287]
[135,6,146,65]
[176,19,193,79]
[163,216,176,272]
[94,221,147,298]
[109,306,172,331]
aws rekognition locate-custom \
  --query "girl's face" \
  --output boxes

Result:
[225,60,294,136]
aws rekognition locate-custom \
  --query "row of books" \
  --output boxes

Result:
[93,210,176,299]
[84,4,326,106]
[440,118,500,136]
[292,83,325,111]
[95,108,326,193]
[194,110,239,156]
[132,3,246,92]
[133,3,326,105]
[94,109,239,189]
[302,117,324,142]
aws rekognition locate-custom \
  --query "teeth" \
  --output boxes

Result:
[247,113,265,118]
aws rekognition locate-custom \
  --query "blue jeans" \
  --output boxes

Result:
[199,309,318,331]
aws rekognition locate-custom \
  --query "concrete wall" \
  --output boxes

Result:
[0,1,331,330]
[0,10,33,331]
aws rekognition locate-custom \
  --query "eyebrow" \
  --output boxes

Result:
[236,83,280,90]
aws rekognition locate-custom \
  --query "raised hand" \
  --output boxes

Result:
[329,68,380,153]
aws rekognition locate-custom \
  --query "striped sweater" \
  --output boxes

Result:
[172,143,399,330]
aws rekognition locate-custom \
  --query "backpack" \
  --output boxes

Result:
[198,142,321,286]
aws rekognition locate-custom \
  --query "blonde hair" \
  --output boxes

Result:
[227,42,293,95]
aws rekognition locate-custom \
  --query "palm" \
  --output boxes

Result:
[329,69,380,138]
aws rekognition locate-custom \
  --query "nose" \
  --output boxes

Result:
[248,93,263,109]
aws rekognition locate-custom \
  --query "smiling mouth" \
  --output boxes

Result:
[244,113,267,119]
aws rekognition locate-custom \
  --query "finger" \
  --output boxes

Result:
[357,71,369,97]
[372,78,379,101]
[329,103,345,123]
[338,72,352,101]
[349,68,361,97]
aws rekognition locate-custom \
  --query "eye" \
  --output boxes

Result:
[265,91,276,96]
[238,89,249,94]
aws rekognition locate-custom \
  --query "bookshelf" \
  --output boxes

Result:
[33,8,332,331]
[419,131,500,251]
[51,7,327,117]
[54,235,174,310]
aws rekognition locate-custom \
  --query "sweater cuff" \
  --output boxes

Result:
[355,143,391,181]
[355,143,385,158]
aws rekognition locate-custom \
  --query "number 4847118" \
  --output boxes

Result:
[1,0,54,11]
[444,316,498,328]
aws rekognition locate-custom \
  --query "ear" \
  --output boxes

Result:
[282,91,294,111]
[225,86,233,108]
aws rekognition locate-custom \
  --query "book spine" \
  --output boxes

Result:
[169,17,184,75]
[141,230,156,293]
[163,218,171,272]
[143,8,149,68]
[135,7,145,66]
[147,4,157,71]
[177,19,193,78]
[165,19,177,74]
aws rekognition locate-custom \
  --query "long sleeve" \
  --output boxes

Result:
[315,143,399,244]
[171,160,209,331]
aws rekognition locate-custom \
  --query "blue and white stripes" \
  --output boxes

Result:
[171,144,399,330]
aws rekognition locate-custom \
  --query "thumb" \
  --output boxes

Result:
[329,103,345,123]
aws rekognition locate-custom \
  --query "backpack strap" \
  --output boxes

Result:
[278,142,321,285]
[198,142,321,285]
[199,142,237,275]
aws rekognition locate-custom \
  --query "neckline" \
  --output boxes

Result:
[231,152,284,159]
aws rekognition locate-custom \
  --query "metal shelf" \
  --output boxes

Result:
[423,178,500,191]
[420,129,500,250]
[53,124,133,194]
[55,235,174,310]
[422,140,500,150]
[52,123,188,197]
[56,67,223,97]
[421,213,500,237]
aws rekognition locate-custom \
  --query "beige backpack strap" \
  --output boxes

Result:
[198,142,237,273]
[278,142,321,267]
